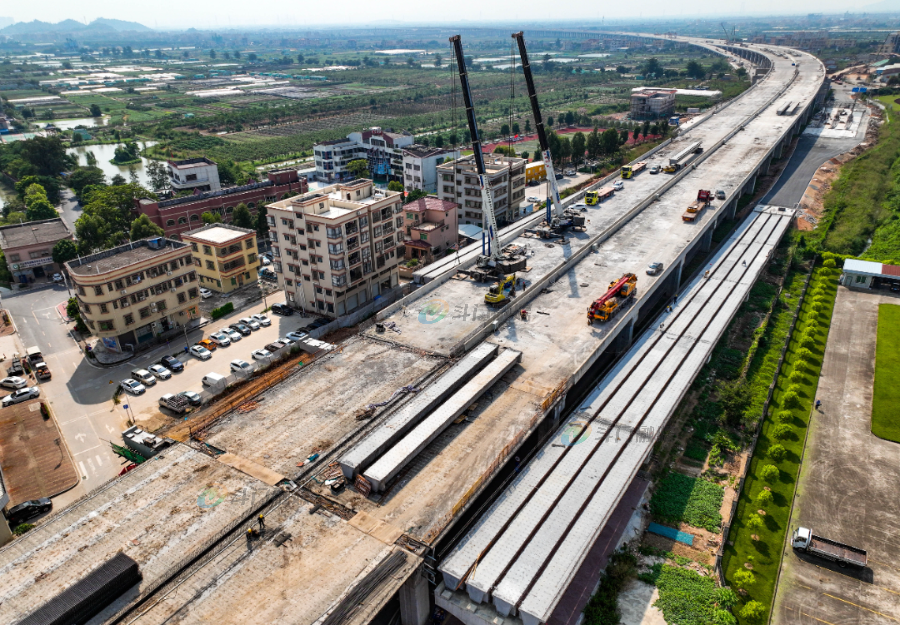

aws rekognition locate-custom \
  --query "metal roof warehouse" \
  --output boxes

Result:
[841,259,900,290]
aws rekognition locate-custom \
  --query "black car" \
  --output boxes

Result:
[309,318,330,329]
[271,303,293,316]
[6,497,52,526]
[230,323,252,336]
[160,355,184,373]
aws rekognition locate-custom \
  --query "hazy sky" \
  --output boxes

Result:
[2,0,891,29]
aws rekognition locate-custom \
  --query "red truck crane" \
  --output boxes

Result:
[683,189,713,222]
[587,274,638,324]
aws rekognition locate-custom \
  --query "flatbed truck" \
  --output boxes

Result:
[792,526,867,568]
[621,162,647,179]
[26,346,51,380]
[683,190,713,222]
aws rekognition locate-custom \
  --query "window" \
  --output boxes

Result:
[193,256,201,267]
[206,261,215,270]
[99,320,115,332]
[179,217,188,224]
[186,173,197,181]
[124,313,134,325]
[226,206,234,214]
[139,306,152,319]
[8,254,19,262]
[100,303,108,314]
[248,253,257,264]
[396,217,403,228]
[203,245,212,255]
[855,274,866,283]
[191,242,198,252]
[177,292,186,304]
[188,287,199,299]
[94,286,103,296]
[246,239,254,249]
[281,219,294,228]
[166,219,176,227]
[190,214,200,222]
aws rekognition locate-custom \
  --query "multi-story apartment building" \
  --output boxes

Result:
[313,127,414,183]
[402,196,459,265]
[630,89,676,120]
[401,145,459,192]
[436,154,527,227]
[168,157,221,193]
[266,179,403,318]
[65,237,200,353]
[182,223,260,293]
[0,218,73,284]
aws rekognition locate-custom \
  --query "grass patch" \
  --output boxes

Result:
[872,303,900,442]
[684,439,710,462]
[582,548,638,625]
[649,472,724,532]
[640,563,738,625]
[723,266,839,623]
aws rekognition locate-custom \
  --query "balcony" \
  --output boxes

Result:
[350,267,363,283]
[346,236,359,252]
[348,251,361,266]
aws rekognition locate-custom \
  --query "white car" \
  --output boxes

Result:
[189,345,212,360]
[120,379,146,395]
[147,364,172,380]
[199,287,213,299]
[240,317,261,331]
[251,313,271,327]
[251,349,272,361]
[526,196,540,203]
[0,376,28,389]
[230,359,252,373]
[613,180,625,191]
[210,332,231,347]
[52,273,63,283]
[286,331,308,342]
[261,256,271,265]
[278,336,295,346]
[225,329,242,342]
[2,387,40,406]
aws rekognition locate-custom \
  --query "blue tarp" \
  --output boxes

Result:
[647,522,694,546]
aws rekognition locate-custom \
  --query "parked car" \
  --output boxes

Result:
[526,196,540,203]
[251,313,271,327]
[225,329,242,342]
[179,390,202,407]
[271,303,293,316]
[613,180,625,191]
[210,332,231,347]
[119,379,145,396]
[647,262,664,276]
[251,349,272,361]
[147,364,172,380]
[649,165,660,174]
[130,368,156,386]
[278,336,295,346]
[266,341,286,352]
[160,355,184,372]
[2,386,40,406]
[0,376,27,389]
[5,497,52,526]
[199,287,213,299]
[261,256,272,266]
[240,317,261,331]
[309,318,330,329]
[230,359,252,373]
[198,338,218,351]
[52,273,63,283]
[554,173,564,180]
[716,189,726,200]
[286,331,308,342]
[190,345,212,361]
[230,323,252,336]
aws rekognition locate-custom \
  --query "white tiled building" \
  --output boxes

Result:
[313,127,414,183]
[436,154,527,227]
[401,145,459,192]
[266,179,403,318]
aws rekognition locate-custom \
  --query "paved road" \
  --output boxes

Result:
[57,189,81,232]
[2,284,316,507]
[772,288,900,625]
[762,85,868,208]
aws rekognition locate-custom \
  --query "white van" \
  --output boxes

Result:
[131,369,156,386]
[201,372,227,391]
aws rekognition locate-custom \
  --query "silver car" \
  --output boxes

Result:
[2,386,40,406]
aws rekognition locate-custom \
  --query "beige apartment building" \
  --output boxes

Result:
[436,154,527,227]
[66,237,200,353]
[266,179,403,318]
[182,223,259,293]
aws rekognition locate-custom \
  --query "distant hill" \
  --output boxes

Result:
[0,18,151,35]
[863,0,900,13]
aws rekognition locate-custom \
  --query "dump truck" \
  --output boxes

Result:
[485,274,517,306]
[621,161,647,179]
[587,274,637,324]
[26,346,51,380]
[683,189,713,222]
[791,526,867,568]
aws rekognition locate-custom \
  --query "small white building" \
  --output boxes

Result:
[841,259,900,290]
[313,127,415,184]
[401,145,459,192]
[167,157,221,193]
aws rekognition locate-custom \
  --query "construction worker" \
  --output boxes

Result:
[704,270,710,279]
[520,309,528,321]
[258,513,265,531]
[247,528,254,549]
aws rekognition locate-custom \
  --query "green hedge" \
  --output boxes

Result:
[211,302,234,320]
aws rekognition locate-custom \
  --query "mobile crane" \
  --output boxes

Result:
[513,32,585,239]
[587,274,637,324]
[450,35,525,284]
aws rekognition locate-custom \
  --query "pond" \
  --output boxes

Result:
[67,141,158,189]
[49,116,110,131]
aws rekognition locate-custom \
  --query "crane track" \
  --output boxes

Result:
[454,210,780,602]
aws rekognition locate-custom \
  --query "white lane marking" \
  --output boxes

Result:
[87,457,96,472]
[95,455,103,467]
[72,444,101,456]
[78,461,87,477]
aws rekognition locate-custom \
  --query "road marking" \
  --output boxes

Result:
[95,455,103,467]
[877,585,900,597]
[870,557,900,573]
[78,461,87,477]
[823,593,900,622]
[74,432,86,442]
[801,612,837,625]
[87,457,95,472]
[798,583,812,590]
[72,444,101,456]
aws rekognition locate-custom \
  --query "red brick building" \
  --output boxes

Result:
[135,169,308,239]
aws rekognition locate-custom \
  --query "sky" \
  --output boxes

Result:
[1,0,895,30]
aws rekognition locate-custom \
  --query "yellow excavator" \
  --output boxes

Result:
[485,274,517,306]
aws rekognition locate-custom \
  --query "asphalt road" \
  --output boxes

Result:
[2,283,316,507]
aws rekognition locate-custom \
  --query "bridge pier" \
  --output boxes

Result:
[400,569,431,625]
[699,227,714,253]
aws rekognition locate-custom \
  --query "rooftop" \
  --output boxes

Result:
[183,223,255,245]
[404,196,458,213]
[168,156,217,169]
[66,237,187,277]
[437,154,526,173]
[403,145,455,159]
[0,218,71,250]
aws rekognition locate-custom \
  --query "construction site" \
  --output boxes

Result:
[0,33,826,625]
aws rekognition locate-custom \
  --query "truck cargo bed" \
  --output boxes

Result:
[809,535,867,567]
